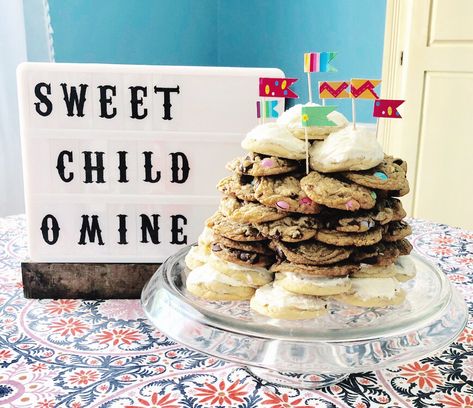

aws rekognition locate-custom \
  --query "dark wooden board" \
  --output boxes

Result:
[21,261,160,299]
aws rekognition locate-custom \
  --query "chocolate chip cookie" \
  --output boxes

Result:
[217,174,257,202]
[254,175,322,214]
[219,196,287,224]
[342,156,409,192]
[315,227,383,247]
[270,240,352,265]
[226,152,300,176]
[300,171,377,211]
[211,240,274,268]
[206,212,265,241]
[351,239,412,266]
[256,215,319,242]
[382,221,412,242]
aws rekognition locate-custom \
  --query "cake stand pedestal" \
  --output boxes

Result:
[141,246,468,389]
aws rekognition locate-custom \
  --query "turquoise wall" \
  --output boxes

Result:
[48,0,386,122]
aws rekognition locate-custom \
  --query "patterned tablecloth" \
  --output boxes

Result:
[0,215,472,408]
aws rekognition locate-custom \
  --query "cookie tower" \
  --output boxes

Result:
[185,57,414,320]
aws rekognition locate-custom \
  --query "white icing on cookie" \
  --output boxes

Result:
[186,263,249,287]
[276,272,350,288]
[253,283,327,310]
[241,123,307,160]
[309,126,384,172]
[350,277,401,300]
[395,256,416,278]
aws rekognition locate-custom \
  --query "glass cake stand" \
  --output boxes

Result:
[141,246,468,389]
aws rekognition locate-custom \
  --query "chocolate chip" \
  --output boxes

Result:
[211,243,222,252]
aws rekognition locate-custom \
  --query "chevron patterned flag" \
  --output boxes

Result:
[257,100,279,119]
[373,99,404,118]
[350,79,381,99]
[304,52,337,73]
[319,81,350,99]
[301,106,337,127]
[259,78,298,98]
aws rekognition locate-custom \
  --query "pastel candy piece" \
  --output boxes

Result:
[360,220,369,229]
[371,191,377,200]
[261,158,275,168]
[299,197,313,205]
[345,200,360,211]
[276,201,290,210]
[374,171,388,181]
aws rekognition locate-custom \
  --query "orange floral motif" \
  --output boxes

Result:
[0,349,13,360]
[261,391,313,408]
[458,327,473,344]
[458,257,473,265]
[433,236,455,245]
[399,362,443,390]
[69,369,100,385]
[37,400,56,408]
[432,247,454,256]
[49,317,88,337]
[45,299,79,314]
[95,328,142,346]
[125,392,180,408]
[438,393,473,408]
[195,380,247,406]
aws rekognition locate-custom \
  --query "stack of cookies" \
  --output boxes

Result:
[186,103,415,320]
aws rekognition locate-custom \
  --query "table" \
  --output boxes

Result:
[0,215,472,408]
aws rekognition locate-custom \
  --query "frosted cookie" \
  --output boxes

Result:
[315,227,383,247]
[217,174,257,202]
[393,255,416,282]
[198,226,215,251]
[206,212,265,242]
[301,171,376,211]
[335,277,405,307]
[241,123,308,160]
[277,103,348,140]
[342,156,409,192]
[351,262,399,278]
[271,261,360,277]
[226,152,301,176]
[185,244,210,270]
[382,221,412,242]
[208,254,273,287]
[274,271,351,296]
[257,215,319,242]
[186,263,255,301]
[211,240,274,268]
[219,196,287,224]
[309,126,384,172]
[250,283,328,320]
[270,240,352,265]
[254,175,321,214]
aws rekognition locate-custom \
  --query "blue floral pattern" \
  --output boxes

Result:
[0,215,471,407]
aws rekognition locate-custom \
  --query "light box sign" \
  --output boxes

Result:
[18,63,284,262]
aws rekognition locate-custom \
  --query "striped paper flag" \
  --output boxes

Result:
[304,52,337,73]
[259,78,298,98]
[257,100,279,119]
[350,79,381,99]
[319,81,350,99]
[373,99,404,118]
[301,106,337,127]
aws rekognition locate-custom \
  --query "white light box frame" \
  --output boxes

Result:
[17,63,284,263]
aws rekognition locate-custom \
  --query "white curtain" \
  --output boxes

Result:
[0,0,53,216]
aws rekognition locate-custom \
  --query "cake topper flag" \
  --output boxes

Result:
[304,52,337,104]
[350,79,381,99]
[301,106,337,127]
[349,78,381,130]
[373,99,404,118]
[319,81,350,99]
[300,105,337,174]
[259,78,298,98]
[256,100,279,120]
